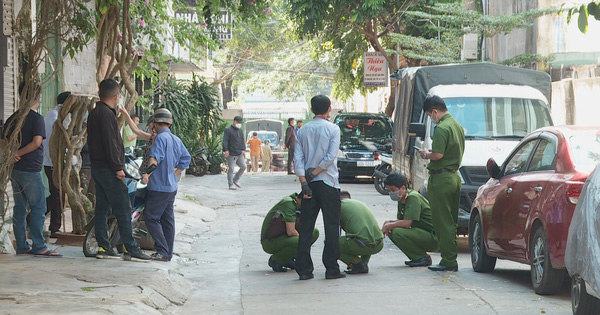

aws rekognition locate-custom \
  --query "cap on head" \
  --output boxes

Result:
[384,172,407,188]
[234,116,243,123]
[57,91,71,105]
[153,108,173,125]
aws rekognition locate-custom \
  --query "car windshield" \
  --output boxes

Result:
[568,132,600,173]
[431,97,553,139]
[248,133,278,147]
[334,115,393,150]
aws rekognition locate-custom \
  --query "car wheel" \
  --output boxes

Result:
[374,164,391,195]
[572,274,600,315]
[530,226,565,295]
[469,213,496,272]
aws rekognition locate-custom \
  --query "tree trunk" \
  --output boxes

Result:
[222,78,234,108]
[50,95,94,234]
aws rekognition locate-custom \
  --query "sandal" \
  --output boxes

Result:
[34,249,63,258]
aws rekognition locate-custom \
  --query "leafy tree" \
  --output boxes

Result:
[561,1,600,34]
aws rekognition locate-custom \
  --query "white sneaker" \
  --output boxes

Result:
[229,185,237,190]
[234,181,242,188]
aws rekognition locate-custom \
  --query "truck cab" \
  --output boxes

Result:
[409,84,553,233]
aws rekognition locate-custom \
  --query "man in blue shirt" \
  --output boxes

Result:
[142,108,191,261]
[293,95,344,280]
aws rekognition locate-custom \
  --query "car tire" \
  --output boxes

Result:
[572,274,600,315]
[469,213,496,272]
[530,226,565,295]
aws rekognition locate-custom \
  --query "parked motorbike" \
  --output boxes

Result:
[373,151,393,195]
[188,147,210,176]
[82,154,154,257]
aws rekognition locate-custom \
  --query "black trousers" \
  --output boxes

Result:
[91,168,140,252]
[45,166,64,233]
[296,181,341,276]
[287,145,295,174]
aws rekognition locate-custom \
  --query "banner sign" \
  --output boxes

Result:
[363,52,388,87]
[175,8,233,41]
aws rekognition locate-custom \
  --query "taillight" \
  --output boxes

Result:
[566,181,585,204]
[373,153,380,160]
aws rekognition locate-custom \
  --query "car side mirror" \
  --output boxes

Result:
[486,158,501,179]
[409,123,425,139]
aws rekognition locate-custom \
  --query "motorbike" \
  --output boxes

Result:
[373,151,393,195]
[82,153,154,257]
[188,147,210,176]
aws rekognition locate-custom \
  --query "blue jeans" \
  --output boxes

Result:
[91,168,140,252]
[11,169,48,254]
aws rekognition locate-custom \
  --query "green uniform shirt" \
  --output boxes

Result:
[122,124,136,148]
[428,113,465,171]
[260,193,299,240]
[397,189,435,233]
[340,199,384,244]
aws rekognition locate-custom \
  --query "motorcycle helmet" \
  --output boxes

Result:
[153,108,173,125]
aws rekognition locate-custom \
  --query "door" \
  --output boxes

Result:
[502,137,557,260]
[485,139,538,256]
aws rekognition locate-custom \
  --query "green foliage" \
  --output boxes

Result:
[388,33,461,65]
[499,53,555,67]
[562,1,600,34]
[153,75,222,156]
[205,121,228,174]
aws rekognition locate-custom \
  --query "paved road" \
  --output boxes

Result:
[176,172,572,315]
[0,171,572,314]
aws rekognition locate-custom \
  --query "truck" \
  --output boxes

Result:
[244,119,286,171]
[391,63,553,234]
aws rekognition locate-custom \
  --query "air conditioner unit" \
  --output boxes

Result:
[462,33,478,60]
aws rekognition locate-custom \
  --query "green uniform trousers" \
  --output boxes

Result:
[262,228,319,265]
[389,227,438,261]
[427,172,461,267]
[339,237,384,266]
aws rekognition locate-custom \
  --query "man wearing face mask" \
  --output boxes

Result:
[382,173,438,267]
[223,116,246,190]
[418,95,465,272]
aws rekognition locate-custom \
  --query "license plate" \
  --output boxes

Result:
[357,160,378,167]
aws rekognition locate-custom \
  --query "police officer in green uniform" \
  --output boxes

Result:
[419,95,465,272]
[382,173,438,267]
[261,193,319,272]
[338,191,384,274]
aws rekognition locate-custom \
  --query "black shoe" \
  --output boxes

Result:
[268,257,288,272]
[325,272,346,280]
[404,260,413,266]
[284,258,296,270]
[408,255,432,267]
[428,264,458,272]
[50,231,59,238]
[344,261,369,274]
[152,253,171,262]
[298,273,314,280]
[123,248,151,261]
[96,247,120,259]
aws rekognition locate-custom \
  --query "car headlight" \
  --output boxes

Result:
[337,150,345,158]
[458,170,465,184]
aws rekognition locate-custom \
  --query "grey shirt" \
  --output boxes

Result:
[223,125,245,156]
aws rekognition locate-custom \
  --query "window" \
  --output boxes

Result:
[527,139,556,172]
[504,140,538,176]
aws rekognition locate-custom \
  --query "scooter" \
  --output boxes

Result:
[82,154,154,257]
[188,147,210,176]
[373,151,393,195]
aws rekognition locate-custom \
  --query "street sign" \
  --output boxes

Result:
[363,52,388,87]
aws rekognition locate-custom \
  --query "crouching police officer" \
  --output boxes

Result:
[261,192,319,272]
[382,173,438,267]
[339,191,384,274]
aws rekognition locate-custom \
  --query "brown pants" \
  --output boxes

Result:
[262,159,271,172]
[251,155,259,172]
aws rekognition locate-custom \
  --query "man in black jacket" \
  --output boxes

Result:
[87,79,150,261]
[285,117,296,175]
[223,116,246,190]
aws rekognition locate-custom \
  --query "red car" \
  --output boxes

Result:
[469,126,600,295]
